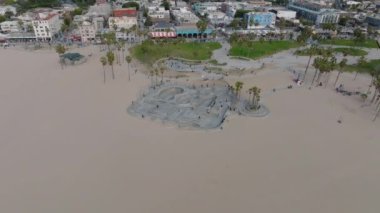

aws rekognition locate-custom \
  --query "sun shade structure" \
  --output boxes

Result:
[149,31,177,38]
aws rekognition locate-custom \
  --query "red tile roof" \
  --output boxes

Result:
[113,8,137,17]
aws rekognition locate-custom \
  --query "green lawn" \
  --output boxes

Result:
[130,41,222,65]
[333,47,368,56]
[295,47,368,56]
[229,40,301,59]
[343,59,380,74]
[320,39,379,48]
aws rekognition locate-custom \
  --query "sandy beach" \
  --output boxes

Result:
[0,46,379,213]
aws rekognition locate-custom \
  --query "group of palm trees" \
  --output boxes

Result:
[99,32,133,83]
[149,65,165,87]
[302,44,380,121]
[231,81,262,110]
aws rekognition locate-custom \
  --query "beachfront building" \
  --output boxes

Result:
[207,11,232,26]
[288,0,340,25]
[0,21,20,33]
[86,3,112,18]
[149,21,176,39]
[192,2,219,16]
[93,17,105,32]
[366,14,380,27]
[0,5,16,16]
[244,12,276,29]
[108,16,137,31]
[147,6,170,23]
[269,8,297,20]
[32,13,62,40]
[79,21,96,42]
[175,25,213,38]
[171,7,199,25]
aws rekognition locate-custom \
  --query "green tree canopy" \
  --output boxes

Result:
[122,2,139,10]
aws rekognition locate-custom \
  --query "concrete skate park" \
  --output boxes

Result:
[128,82,234,129]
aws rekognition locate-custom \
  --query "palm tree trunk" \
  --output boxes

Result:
[324,73,331,88]
[103,66,106,84]
[334,71,342,87]
[367,77,373,94]
[354,71,358,80]
[371,90,378,103]
[316,72,322,85]
[311,68,318,86]
[372,101,380,121]
[303,55,312,81]
[111,65,115,80]
[128,64,130,81]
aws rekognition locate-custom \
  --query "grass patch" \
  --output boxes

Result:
[295,47,368,56]
[130,40,221,65]
[333,47,368,56]
[320,39,379,48]
[229,40,301,59]
[208,59,227,66]
[230,56,250,61]
[343,59,380,74]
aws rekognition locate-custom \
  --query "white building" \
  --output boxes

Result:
[87,3,112,18]
[108,16,137,31]
[0,5,17,16]
[271,9,297,20]
[93,17,105,32]
[79,21,96,42]
[207,11,232,25]
[147,6,170,22]
[0,21,20,33]
[115,31,136,42]
[32,13,62,40]
[171,7,200,25]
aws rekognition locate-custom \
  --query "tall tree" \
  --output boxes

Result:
[125,55,132,81]
[355,55,366,80]
[106,51,115,80]
[234,81,244,100]
[100,56,107,84]
[55,44,66,69]
[159,65,165,84]
[303,44,318,82]
[334,58,347,87]
[196,19,208,40]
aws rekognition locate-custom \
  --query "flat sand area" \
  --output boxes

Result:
[0,47,379,213]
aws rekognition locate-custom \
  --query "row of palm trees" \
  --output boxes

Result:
[149,65,165,87]
[100,53,132,83]
[304,47,380,121]
[99,32,133,83]
[231,81,262,110]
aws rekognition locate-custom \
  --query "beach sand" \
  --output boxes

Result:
[0,47,379,213]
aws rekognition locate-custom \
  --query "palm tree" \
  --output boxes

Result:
[154,68,159,86]
[120,40,126,62]
[334,58,347,87]
[311,57,321,86]
[196,19,208,41]
[303,44,318,82]
[324,56,337,87]
[371,66,380,103]
[248,86,261,110]
[149,69,154,86]
[100,56,107,84]
[159,65,165,84]
[55,44,66,69]
[106,51,115,80]
[372,75,380,121]
[125,55,132,81]
[355,55,366,80]
[234,81,244,100]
